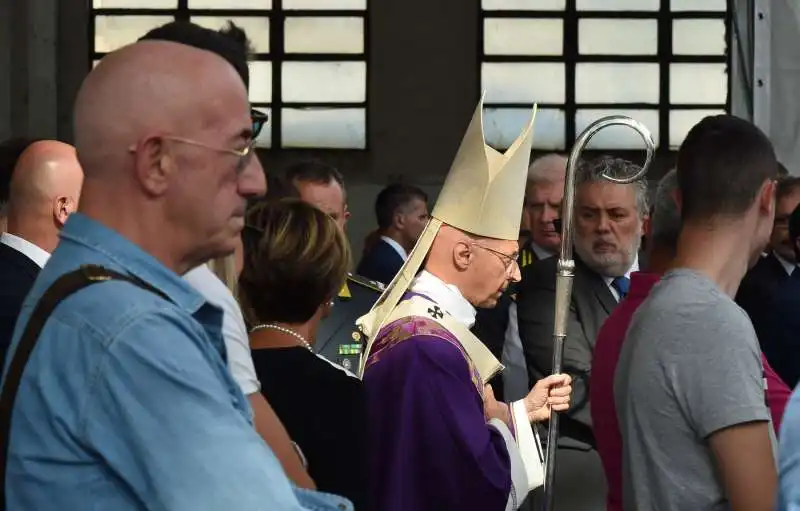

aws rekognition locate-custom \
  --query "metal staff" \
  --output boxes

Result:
[541,115,656,511]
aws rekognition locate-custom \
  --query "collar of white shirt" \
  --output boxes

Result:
[380,235,408,261]
[602,255,639,301]
[409,270,477,328]
[0,232,50,268]
[773,251,796,276]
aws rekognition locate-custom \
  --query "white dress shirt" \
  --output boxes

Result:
[0,232,50,268]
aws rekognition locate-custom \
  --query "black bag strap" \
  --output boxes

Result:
[0,264,170,509]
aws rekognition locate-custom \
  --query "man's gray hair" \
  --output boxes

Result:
[650,168,681,250]
[527,153,567,187]
[576,156,649,218]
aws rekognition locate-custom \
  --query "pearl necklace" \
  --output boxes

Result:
[250,323,313,352]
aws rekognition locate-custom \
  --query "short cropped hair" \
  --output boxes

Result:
[650,169,681,250]
[676,115,778,221]
[777,176,800,202]
[576,155,649,218]
[375,183,428,230]
[269,159,346,200]
[239,198,351,325]
[778,161,790,178]
[139,21,252,88]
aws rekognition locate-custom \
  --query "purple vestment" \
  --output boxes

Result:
[364,311,514,511]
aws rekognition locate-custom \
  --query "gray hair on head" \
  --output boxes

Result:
[527,153,567,187]
[576,155,649,218]
[651,168,681,250]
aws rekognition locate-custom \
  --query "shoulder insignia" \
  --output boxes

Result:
[519,248,535,269]
[347,273,385,293]
[338,282,351,299]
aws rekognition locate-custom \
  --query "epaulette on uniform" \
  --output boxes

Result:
[347,273,385,293]
[518,247,535,269]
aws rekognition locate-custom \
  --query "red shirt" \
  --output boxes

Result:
[590,271,790,511]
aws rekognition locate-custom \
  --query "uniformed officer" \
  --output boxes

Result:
[270,159,383,371]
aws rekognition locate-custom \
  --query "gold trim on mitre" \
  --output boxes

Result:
[356,95,537,378]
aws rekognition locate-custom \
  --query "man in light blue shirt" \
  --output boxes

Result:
[1,28,351,511]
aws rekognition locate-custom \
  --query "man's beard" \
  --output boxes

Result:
[574,235,641,278]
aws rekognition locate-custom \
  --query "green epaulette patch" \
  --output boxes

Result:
[347,273,385,293]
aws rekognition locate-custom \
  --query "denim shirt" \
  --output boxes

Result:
[1,214,352,511]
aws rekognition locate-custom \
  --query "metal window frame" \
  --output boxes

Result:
[89,0,370,151]
[479,0,733,152]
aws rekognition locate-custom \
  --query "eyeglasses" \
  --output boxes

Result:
[471,243,519,272]
[251,108,268,139]
[161,136,257,173]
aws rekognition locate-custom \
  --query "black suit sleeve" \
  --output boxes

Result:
[516,261,594,431]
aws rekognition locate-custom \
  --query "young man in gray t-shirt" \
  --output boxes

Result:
[616,269,775,510]
[614,115,780,511]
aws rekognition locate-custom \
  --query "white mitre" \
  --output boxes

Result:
[356,95,537,378]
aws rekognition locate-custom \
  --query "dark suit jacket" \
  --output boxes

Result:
[356,238,404,287]
[760,273,800,387]
[472,244,540,401]
[314,273,383,373]
[517,255,618,445]
[735,252,791,346]
[0,242,41,366]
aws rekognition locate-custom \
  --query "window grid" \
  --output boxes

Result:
[479,0,732,151]
[89,0,369,150]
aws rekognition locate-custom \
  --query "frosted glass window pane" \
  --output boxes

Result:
[670,63,727,104]
[576,63,659,103]
[484,19,563,56]
[249,62,273,103]
[282,62,366,103]
[191,17,270,53]
[94,0,175,7]
[672,19,726,55]
[671,0,726,11]
[282,108,365,149]
[285,17,363,54]
[482,63,565,104]
[189,0,271,8]
[577,0,659,11]
[669,109,725,148]
[283,0,365,9]
[482,0,565,10]
[484,108,565,150]
[579,19,657,55]
[575,109,660,149]
[253,107,272,149]
[95,16,174,53]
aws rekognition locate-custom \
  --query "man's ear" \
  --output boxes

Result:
[759,179,777,217]
[453,239,472,271]
[53,196,76,228]
[641,215,651,239]
[134,136,172,196]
